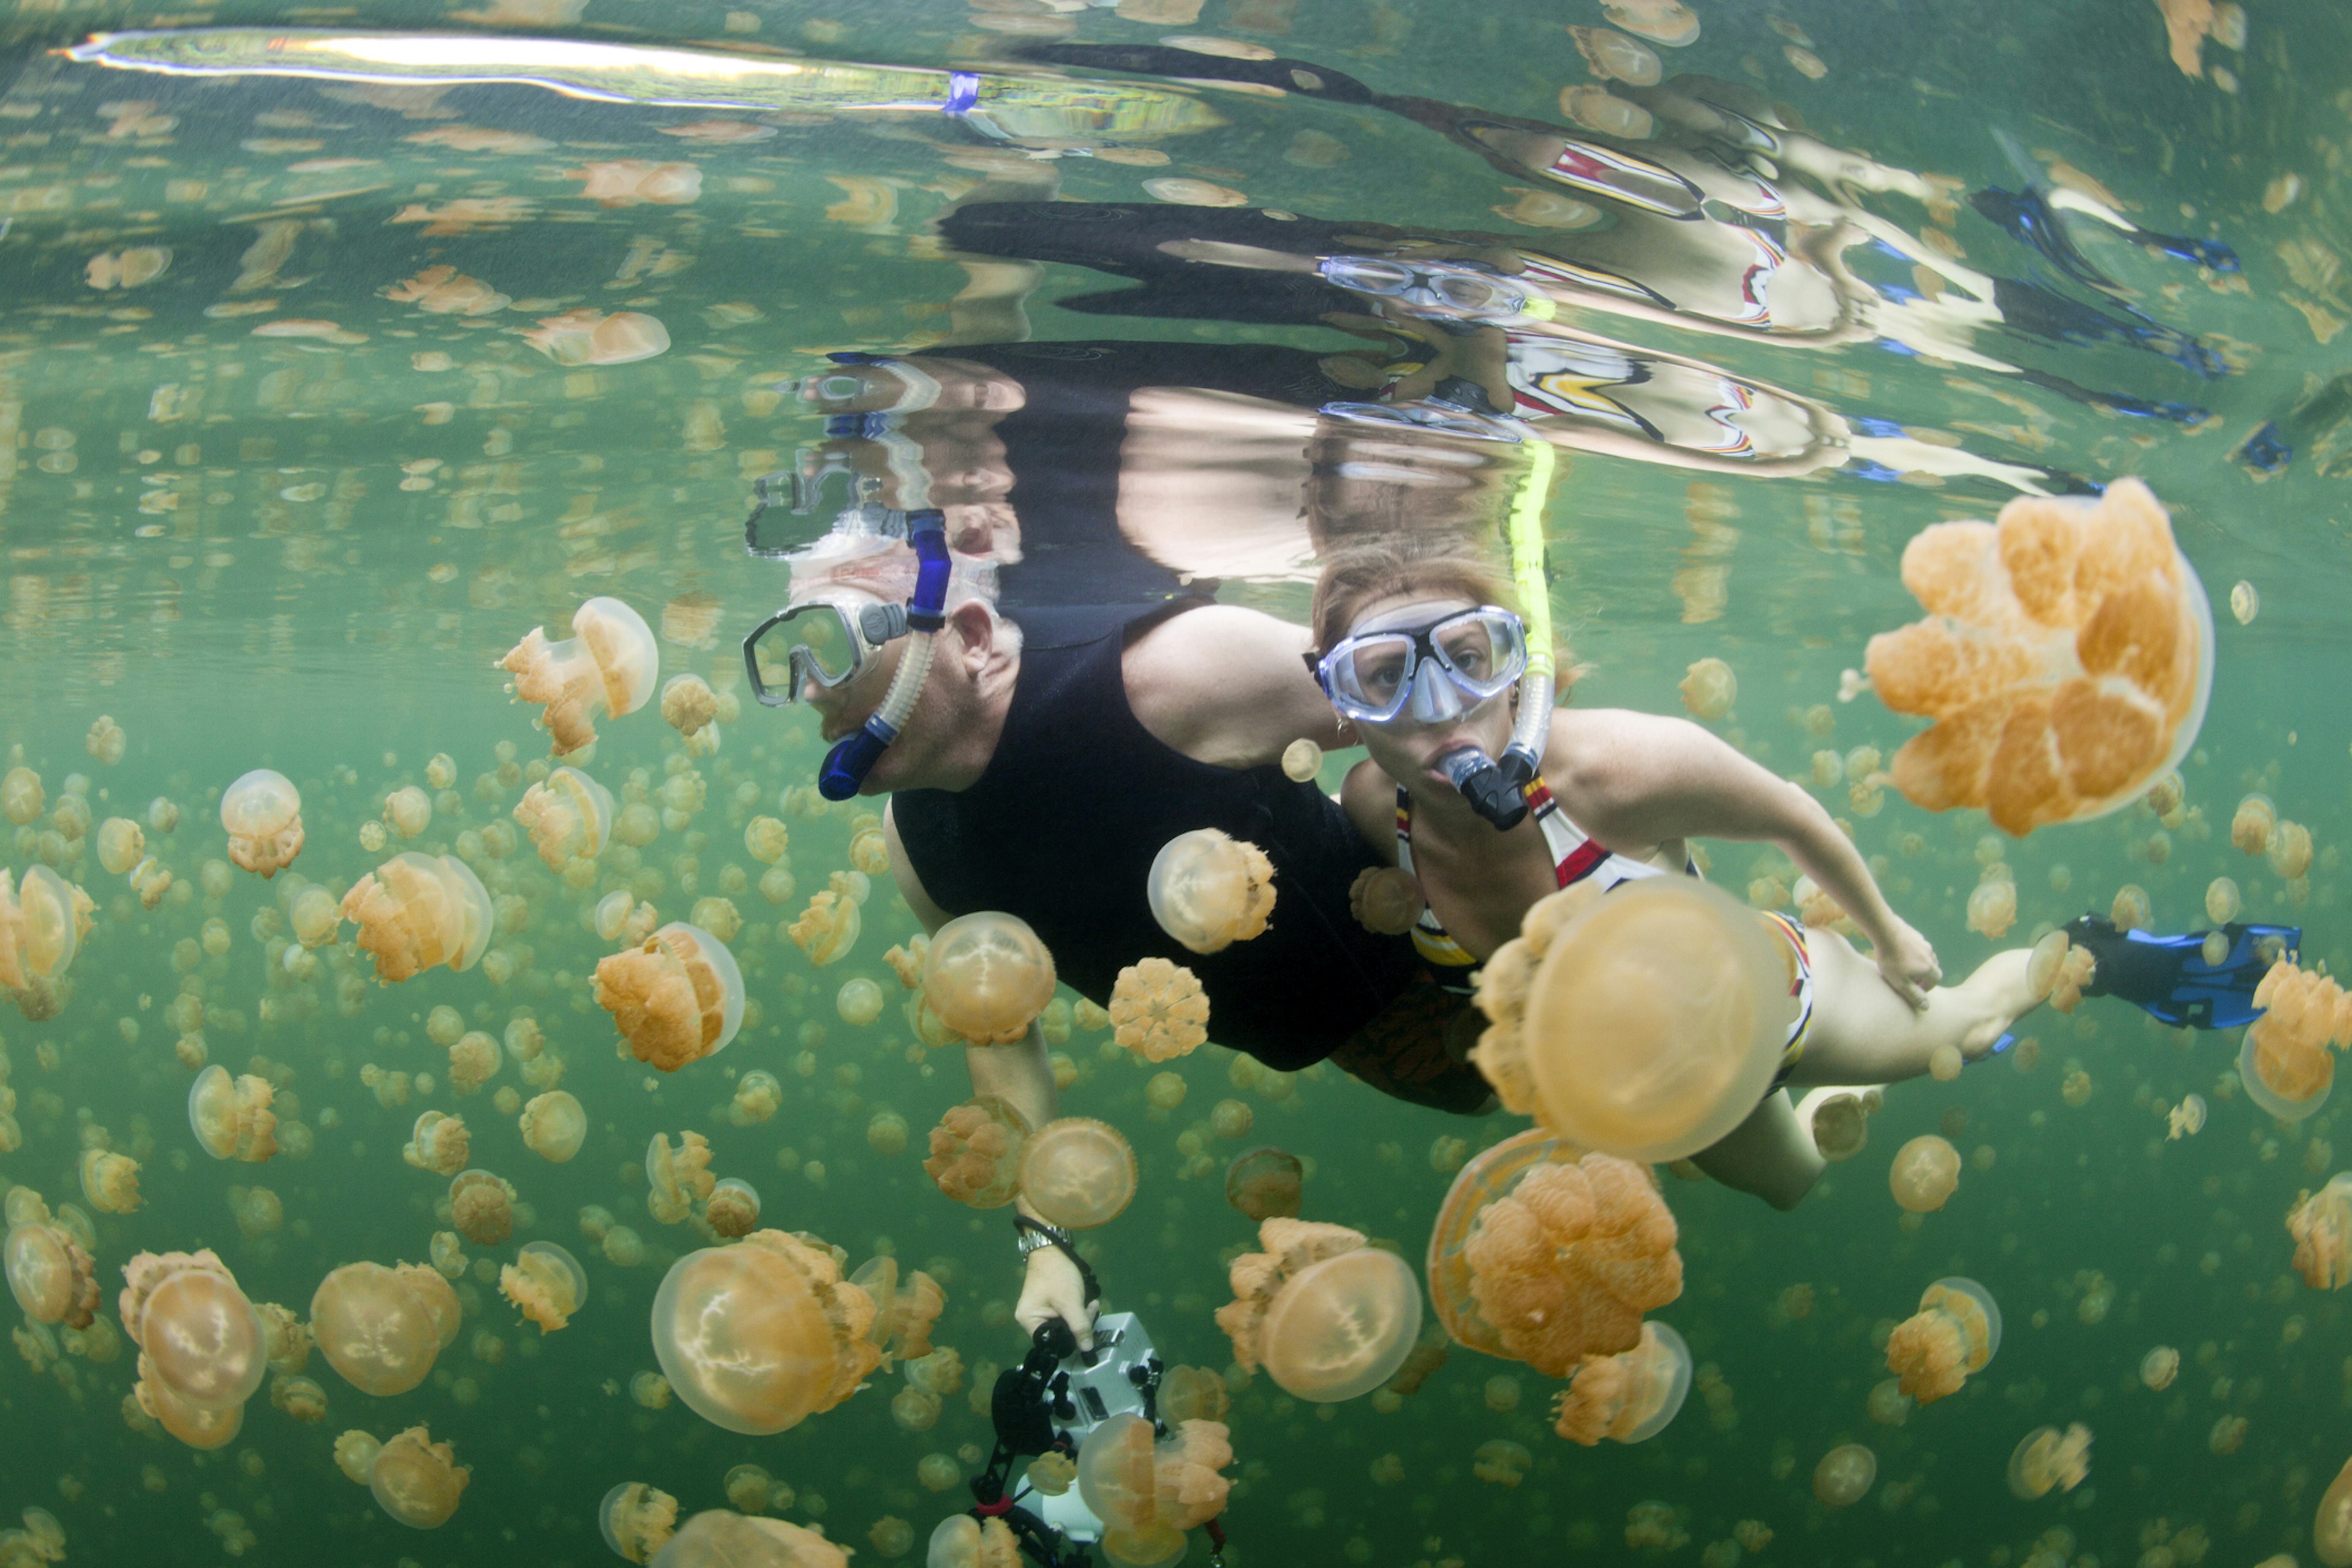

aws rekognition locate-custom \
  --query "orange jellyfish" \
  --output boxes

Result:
[927,1515,1020,1568]
[1550,1321,1692,1446]
[2007,1423,2092,1499]
[450,1169,516,1246]
[570,159,702,206]
[521,307,671,368]
[1147,829,1277,956]
[338,853,493,982]
[2318,1457,2352,1567]
[1348,866,1425,937]
[1216,1217,1420,1403]
[371,1425,469,1528]
[1075,1412,1233,1567]
[513,766,614,869]
[2241,959,2352,1121]
[1018,1118,1138,1230]
[648,1512,848,1567]
[788,888,861,965]
[520,1090,587,1163]
[188,1065,278,1162]
[500,1241,587,1333]
[920,913,1058,1045]
[1472,878,1789,1161]
[1224,1146,1304,1223]
[1814,1443,1877,1507]
[2141,1346,2180,1390]
[1425,1129,1683,1376]
[852,1256,945,1368]
[5,1219,98,1328]
[80,1147,141,1214]
[0,865,84,996]
[647,1131,716,1225]
[1109,958,1212,1062]
[96,816,144,876]
[500,595,660,754]
[119,1250,266,1430]
[2288,1174,2352,1290]
[649,1229,882,1435]
[220,769,304,878]
[600,1483,680,1565]
[1,766,40,825]
[1863,478,2214,835]
[311,1262,445,1396]
[1884,1277,2001,1402]
[1888,1135,1962,1213]
[922,1097,1030,1208]
[1678,657,1736,720]
[594,922,745,1072]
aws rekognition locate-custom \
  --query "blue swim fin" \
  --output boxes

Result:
[2064,915,2300,1031]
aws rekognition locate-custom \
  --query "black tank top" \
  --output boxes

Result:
[891,603,1416,1071]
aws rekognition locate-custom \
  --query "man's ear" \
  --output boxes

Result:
[945,600,998,671]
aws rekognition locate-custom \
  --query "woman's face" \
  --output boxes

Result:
[1336,592,1517,790]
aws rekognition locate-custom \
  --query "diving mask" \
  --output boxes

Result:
[1313,606,1528,727]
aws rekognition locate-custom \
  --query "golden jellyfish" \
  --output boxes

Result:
[513,766,614,869]
[2233,793,2277,856]
[1803,1087,1874,1161]
[2140,1345,2180,1390]
[1109,957,1212,1062]
[1550,1321,1693,1446]
[500,1240,587,1333]
[571,158,701,205]
[745,816,789,864]
[311,1262,446,1395]
[1813,1443,1877,1507]
[1569,23,1662,83]
[371,1424,469,1529]
[1224,1145,1303,1222]
[1863,479,2214,835]
[450,1169,516,1245]
[922,1097,1030,1209]
[383,785,433,840]
[2240,959,2352,1121]
[927,1515,1020,1568]
[449,1031,500,1094]
[920,913,1058,1045]
[1604,0,1699,43]
[1,766,41,825]
[1348,866,1425,937]
[854,1257,946,1365]
[96,816,144,876]
[501,595,660,755]
[1889,1135,1962,1213]
[281,878,340,949]
[1018,1118,1138,1230]
[6,1219,98,1328]
[2168,1093,2207,1139]
[2288,1173,2352,1290]
[520,1090,587,1162]
[1074,1412,1232,1567]
[334,1429,381,1485]
[119,1250,267,1415]
[788,889,861,966]
[1678,657,1736,720]
[220,769,304,878]
[731,1071,783,1128]
[649,1511,848,1567]
[2007,1423,2092,1499]
[661,674,722,753]
[647,1131,717,1225]
[2318,1457,2352,1567]
[596,922,745,1072]
[837,978,885,1027]
[339,853,494,982]
[522,306,674,368]
[0,865,83,993]
[2271,819,2315,880]
[1158,1364,1229,1426]
[1215,1216,1422,1403]
[1281,738,1323,782]
[1884,1277,2001,1403]
[867,1112,909,1157]
[1472,1438,1532,1487]
[649,1229,883,1435]
[80,1147,141,1214]
[1966,877,2018,939]
[402,1111,470,1176]
[1147,829,1277,955]
[601,1483,680,1565]
[704,1178,761,1238]
[1472,878,1789,1161]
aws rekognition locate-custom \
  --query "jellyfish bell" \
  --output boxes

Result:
[118,1250,266,1414]
[1018,1118,1138,1231]
[919,913,1058,1046]
[220,769,304,878]
[1814,1443,1877,1507]
[339,853,493,982]
[4,865,81,984]
[6,1221,96,1327]
[2318,1457,2352,1568]
[1551,1319,1692,1446]
[1885,1277,2001,1403]
[2239,960,2352,1122]
[601,1482,680,1565]
[1147,828,1278,956]
[649,1229,882,1435]
[595,922,744,1072]
[514,766,615,869]
[501,595,659,755]
[650,1511,848,1568]
[371,1425,469,1529]
[501,1240,588,1333]
[1888,1135,1962,1213]
[1216,1217,1421,1403]
[188,1065,278,1162]
[927,1515,1019,1568]
[1224,1146,1304,1223]
[2007,1423,2092,1500]
[519,1090,587,1163]
[922,1098,1030,1209]
[310,1261,443,1396]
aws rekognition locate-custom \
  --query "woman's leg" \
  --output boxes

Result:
[1689,1089,1824,1211]
[1786,929,2046,1088]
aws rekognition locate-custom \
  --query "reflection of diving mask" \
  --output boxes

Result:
[1313,607,1528,726]
[1319,255,1542,324]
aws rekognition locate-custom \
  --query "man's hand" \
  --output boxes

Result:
[1014,1245,1096,1352]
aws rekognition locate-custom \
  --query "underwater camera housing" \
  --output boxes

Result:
[971,1313,1167,1566]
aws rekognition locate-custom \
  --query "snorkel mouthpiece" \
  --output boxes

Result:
[819,719,898,801]
[1441,747,1528,832]
[816,510,951,801]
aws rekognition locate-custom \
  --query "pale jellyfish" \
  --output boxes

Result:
[1602,0,1698,43]
[97,816,145,876]
[927,1515,1019,1568]
[660,674,721,752]
[2232,793,2277,856]
[338,853,494,982]
[513,766,614,869]
[2140,1345,2179,1390]
[521,308,670,368]
[788,889,861,966]
[1966,878,2017,939]
[311,1262,444,1395]
[1074,1412,1233,1567]
[1888,1136,1962,1213]
[2007,1423,2092,1499]
[2168,1094,2207,1139]
[1224,1146,1303,1222]
[1471,878,1789,1161]
[1109,958,1212,1062]
[181,1065,278,1164]
[1019,1118,1138,1230]
[371,1425,469,1528]
[2317,1457,2352,1567]
[650,1513,846,1567]
[649,1229,883,1434]
[1812,1443,1876,1507]
[837,978,885,1027]
[600,1482,680,1564]
[333,1429,380,1485]
[119,1250,267,1415]
[1550,1321,1692,1445]
[1884,1277,2000,1403]
[281,878,341,949]
[1678,657,1736,720]
[729,1071,783,1128]
[867,1113,908,1158]
[1569,24,1662,83]
[594,922,744,1071]
[1281,739,1322,782]
[6,1218,97,1327]
[221,769,304,878]
[921,913,1058,1045]
[79,1148,141,1214]
[1,767,42,825]
[1148,829,1277,955]
[1348,866,1425,936]
[519,1091,587,1162]
[744,816,789,865]
[2271,819,2315,880]
[646,1132,715,1226]
[1216,1217,1419,1404]
[2288,1173,2352,1290]
[922,1098,1030,1209]
[0,865,83,990]
[1472,1438,1532,1487]
[704,1178,761,1238]
[2231,579,2260,624]
[500,596,660,755]
[500,1241,587,1333]
[383,786,433,840]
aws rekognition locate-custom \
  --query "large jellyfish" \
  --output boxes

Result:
[338,853,493,982]
[1224,1146,1304,1223]
[1863,479,2212,835]
[2319,1457,2352,1567]
[595,923,744,1072]
[119,1250,266,1444]
[1425,1129,1683,1376]
[2241,959,2352,1121]
[927,1515,1019,1568]
[220,769,304,878]
[1472,879,1790,1161]
[601,1483,681,1564]
[1074,1412,1233,1568]
[371,1425,469,1528]
[919,913,1058,1046]
[1147,829,1278,955]
[501,596,659,755]
[188,1065,278,1162]
[0,865,83,997]
[1109,959,1212,1063]
[500,1241,588,1333]
[1550,1321,1692,1446]
[311,1261,446,1396]
[1216,1217,1421,1403]
[5,1218,97,1328]
[1885,1277,2001,1401]
[513,766,614,869]
[922,1098,1030,1209]
[2289,1174,2352,1290]
[1018,1118,1138,1230]
[648,1511,848,1567]
[1888,1136,1963,1213]
[649,1229,881,1435]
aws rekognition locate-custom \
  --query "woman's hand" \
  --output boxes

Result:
[1014,1245,1096,1352]
[1873,919,1942,1010]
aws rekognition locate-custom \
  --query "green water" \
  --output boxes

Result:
[2,0,2352,1563]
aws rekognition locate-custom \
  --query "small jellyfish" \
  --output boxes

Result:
[1224,1146,1304,1223]
[513,767,614,869]
[2231,579,2260,624]
[371,1425,469,1529]
[96,816,145,876]
[2270,820,2315,880]
[501,596,658,755]
[1966,878,2018,940]
[402,1111,470,1177]
[80,1148,141,1214]
[1569,24,1663,83]
[1884,1278,2000,1403]
[920,913,1058,1045]
[382,786,433,840]
[1281,739,1323,782]
[660,674,721,752]
[703,1177,761,1238]
[1888,1136,1962,1213]
[2232,793,2277,856]
[6,1219,97,1328]
[2241,960,2351,1122]
[2007,1423,2092,1499]
[837,978,885,1027]
[923,1098,1030,1209]
[333,1429,380,1485]
[1216,1217,1420,1403]
[630,1371,671,1408]
[1813,1443,1877,1507]
[646,1131,715,1225]
[1349,866,1425,936]
[2317,1457,2352,1567]
[338,853,494,982]
[599,1482,679,1565]
[2140,1345,2180,1390]
[221,770,304,878]
[2206,876,2242,925]
[500,1241,588,1333]
[1109,957,1212,1062]
[927,1516,1019,1568]
[2168,1094,2207,1139]
[2288,1173,2352,1290]
[1147,829,1278,955]
[311,1262,445,1396]
[519,1091,586,1163]
[1076,1411,1233,1567]
[594,922,745,1072]
[1550,1321,1693,1446]
[1679,658,1736,720]
[1018,1118,1138,1230]
[1,767,42,825]
[788,889,861,965]
[649,1229,883,1435]
[0,865,83,997]
[450,1170,516,1246]
[730,1071,783,1128]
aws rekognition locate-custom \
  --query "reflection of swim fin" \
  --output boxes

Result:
[2063,915,2300,1030]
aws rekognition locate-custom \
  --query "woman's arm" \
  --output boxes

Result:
[1125,605,1355,769]
[1338,758,1404,867]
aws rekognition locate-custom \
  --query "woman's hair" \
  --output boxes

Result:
[1310,534,1577,698]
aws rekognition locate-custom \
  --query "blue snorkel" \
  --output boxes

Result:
[817,508,952,801]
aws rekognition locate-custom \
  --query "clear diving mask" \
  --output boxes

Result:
[1313,606,1528,727]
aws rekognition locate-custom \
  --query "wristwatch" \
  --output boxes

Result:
[1014,1216,1071,1259]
